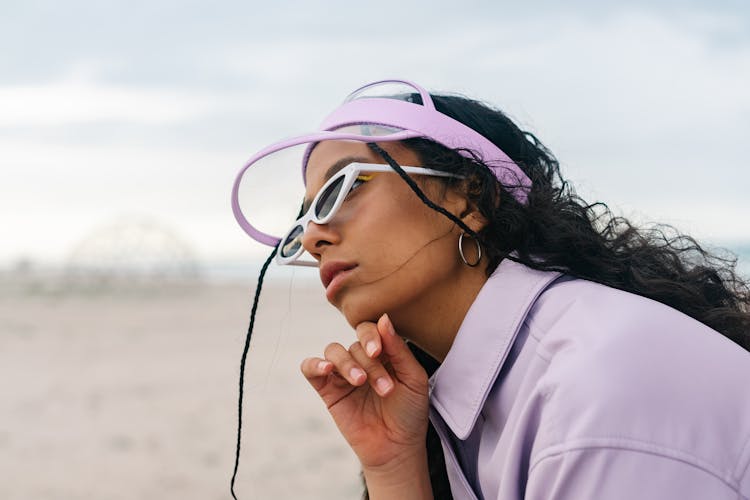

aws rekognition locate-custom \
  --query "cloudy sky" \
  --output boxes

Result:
[2,0,748,269]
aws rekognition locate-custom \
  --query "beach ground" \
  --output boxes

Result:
[0,277,363,499]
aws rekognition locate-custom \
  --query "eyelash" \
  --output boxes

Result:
[348,174,374,194]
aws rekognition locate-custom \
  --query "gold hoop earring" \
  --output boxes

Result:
[458,232,482,267]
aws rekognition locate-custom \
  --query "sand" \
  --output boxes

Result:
[0,277,364,499]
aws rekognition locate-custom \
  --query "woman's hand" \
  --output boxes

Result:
[300,313,430,470]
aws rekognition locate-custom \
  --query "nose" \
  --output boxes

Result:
[300,220,340,261]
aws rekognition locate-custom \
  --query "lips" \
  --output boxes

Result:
[320,261,357,289]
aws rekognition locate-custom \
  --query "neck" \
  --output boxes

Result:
[390,263,489,362]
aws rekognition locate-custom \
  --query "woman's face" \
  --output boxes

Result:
[301,140,472,329]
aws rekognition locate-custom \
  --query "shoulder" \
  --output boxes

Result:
[521,277,750,489]
[525,276,750,372]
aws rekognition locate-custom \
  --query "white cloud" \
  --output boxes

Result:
[2,6,749,266]
[0,64,222,126]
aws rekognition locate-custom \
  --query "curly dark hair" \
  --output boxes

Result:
[360,92,750,499]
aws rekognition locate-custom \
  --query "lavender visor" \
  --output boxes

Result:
[231,79,532,247]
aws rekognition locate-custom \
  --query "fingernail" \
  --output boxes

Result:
[366,341,378,357]
[350,367,366,382]
[317,361,329,372]
[383,313,397,336]
[376,377,393,395]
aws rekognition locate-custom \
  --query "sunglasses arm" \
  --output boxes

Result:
[284,259,319,268]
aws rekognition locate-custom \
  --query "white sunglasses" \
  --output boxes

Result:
[276,162,462,266]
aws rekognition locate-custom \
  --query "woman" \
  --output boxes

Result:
[231,80,750,499]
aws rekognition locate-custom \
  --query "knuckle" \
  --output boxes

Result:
[355,321,376,338]
[362,362,383,377]
[323,342,342,358]
[355,355,380,375]
[348,342,379,372]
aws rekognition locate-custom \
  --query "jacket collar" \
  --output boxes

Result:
[429,258,560,439]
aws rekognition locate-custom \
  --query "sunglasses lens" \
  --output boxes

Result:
[315,175,345,219]
[280,225,304,258]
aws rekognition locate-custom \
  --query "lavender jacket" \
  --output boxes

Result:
[428,259,750,499]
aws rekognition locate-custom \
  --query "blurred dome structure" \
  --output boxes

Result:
[64,216,202,290]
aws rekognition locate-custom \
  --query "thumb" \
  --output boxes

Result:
[377,314,428,387]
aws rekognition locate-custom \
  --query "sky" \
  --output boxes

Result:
[1,0,749,270]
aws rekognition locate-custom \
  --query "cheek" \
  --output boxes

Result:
[337,238,458,328]
[335,197,459,325]
[355,192,446,267]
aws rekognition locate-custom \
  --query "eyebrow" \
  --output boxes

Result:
[301,155,371,213]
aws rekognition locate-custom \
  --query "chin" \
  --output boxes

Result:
[336,290,386,328]
[339,302,376,329]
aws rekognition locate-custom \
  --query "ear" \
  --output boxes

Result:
[459,203,488,233]
[441,184,489,233]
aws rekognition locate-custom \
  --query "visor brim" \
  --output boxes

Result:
[232,128,421,247]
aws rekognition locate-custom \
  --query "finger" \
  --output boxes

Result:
[355,322,382,358]
[300,357,334,392]
[324,342,367,386]
[349,341,394,397]
[300,357,334,379]
[377,314,428,386]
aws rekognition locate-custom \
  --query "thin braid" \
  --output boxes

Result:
[230,246,278,500]
[366,142,480,239]
[368,142,534,271]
